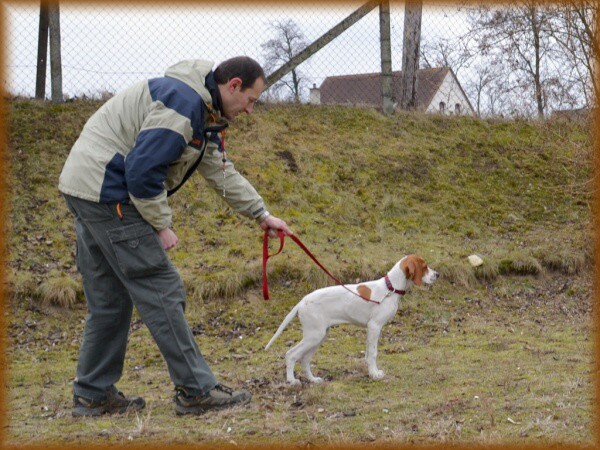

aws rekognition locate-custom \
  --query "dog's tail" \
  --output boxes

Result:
[265,303,300,350]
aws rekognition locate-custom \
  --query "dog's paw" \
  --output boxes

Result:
[369,369,385,380]
[309,377,324,384]
[288,379,301,386]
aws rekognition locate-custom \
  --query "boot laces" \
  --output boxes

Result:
[215,384,234,395]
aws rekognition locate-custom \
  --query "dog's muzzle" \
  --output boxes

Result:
[423,269,439,285]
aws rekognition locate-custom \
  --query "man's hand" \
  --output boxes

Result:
[260,215,293,238]
[157,227,179,250]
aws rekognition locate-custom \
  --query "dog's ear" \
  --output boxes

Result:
[402,255,424,286]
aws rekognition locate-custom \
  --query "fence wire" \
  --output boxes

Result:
[3,1,595,118]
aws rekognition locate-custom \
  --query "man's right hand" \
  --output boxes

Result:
[157,227,178,250]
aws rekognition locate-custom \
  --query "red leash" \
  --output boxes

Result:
[262,230,393,302]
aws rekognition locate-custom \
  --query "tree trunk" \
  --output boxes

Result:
[291,69,300,102]
[379,0,394,115]
[529,4,544,119]
[400,0,422,110]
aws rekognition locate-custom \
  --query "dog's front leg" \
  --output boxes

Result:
[366,321,384,380]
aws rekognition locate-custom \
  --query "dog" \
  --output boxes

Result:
[265,255,438,385]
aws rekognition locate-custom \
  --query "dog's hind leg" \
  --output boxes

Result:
[285,340,312,385]
[285,327,326,385]
[300,327,328,383]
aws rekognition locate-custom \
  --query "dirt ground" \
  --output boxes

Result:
[5,271,595,446]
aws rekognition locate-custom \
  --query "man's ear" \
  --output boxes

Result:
[228,77,243,92]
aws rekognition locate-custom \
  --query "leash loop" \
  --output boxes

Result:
[262,230,286,300]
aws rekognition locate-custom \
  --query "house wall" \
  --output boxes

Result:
[309,85,321,105]
[425,73,474,116]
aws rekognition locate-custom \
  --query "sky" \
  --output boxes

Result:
[3,2,469,100]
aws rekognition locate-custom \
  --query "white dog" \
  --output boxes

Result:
[265,255,438,385]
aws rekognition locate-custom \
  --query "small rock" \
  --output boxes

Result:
[468,255,484,267]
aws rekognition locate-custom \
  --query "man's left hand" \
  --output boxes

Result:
[260,215,293,237]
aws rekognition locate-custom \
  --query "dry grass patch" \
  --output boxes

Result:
[537,250,589,275]
[437,261,478,288]
[37,271,83,308]
[498,256,542,276]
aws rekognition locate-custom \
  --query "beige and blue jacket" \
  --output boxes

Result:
[58,59,267,230]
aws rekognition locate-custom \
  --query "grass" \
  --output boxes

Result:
[3,97,595,446]
[5,276,594,445]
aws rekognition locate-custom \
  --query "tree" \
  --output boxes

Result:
[545,1,598,108]
[261,20,308,102]
[420,35,472,77]
[466,1,554,119]
[465,61,505,117]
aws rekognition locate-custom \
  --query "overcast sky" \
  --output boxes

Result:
[3,2,468,99]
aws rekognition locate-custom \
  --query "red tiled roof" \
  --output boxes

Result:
[319,67,451,108]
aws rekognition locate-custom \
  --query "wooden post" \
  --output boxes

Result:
[35,0,49,99]
[266,0,380,88]
[48,0,63,103]
[400,0,422,110]
[379,0,393,115]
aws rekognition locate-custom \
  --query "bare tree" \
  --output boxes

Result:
[464,62,498,117]
[466,1,557,118]
[420,36,472,77]
[261,20,308,102]
[545,1,598,107]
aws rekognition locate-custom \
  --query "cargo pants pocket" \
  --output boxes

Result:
[107,222,168,279]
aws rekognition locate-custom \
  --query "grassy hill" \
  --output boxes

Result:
[3,98,594,445]
[5,98,593,305]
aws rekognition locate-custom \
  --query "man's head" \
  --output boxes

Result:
[214,56,266,120]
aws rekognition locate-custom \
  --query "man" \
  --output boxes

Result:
[58,57,292,417]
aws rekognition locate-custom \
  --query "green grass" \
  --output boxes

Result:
[3,97,595,445]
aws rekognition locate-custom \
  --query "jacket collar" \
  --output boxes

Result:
[205,71,223,114]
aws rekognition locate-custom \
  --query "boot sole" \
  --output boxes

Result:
[175,395,251,416]
[72,406,108,417]
[72,403,145,417]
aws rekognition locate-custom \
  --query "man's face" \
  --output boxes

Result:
[220,77,264,121]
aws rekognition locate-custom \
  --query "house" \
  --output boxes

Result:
[551,107,592,121]
[310,67,475,116]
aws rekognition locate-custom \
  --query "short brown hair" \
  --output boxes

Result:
[214,56,266,90]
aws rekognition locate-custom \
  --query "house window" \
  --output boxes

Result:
[439,102,446,113]
[455,103,461,114]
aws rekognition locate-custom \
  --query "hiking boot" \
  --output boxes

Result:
[174,384,252,415]
[72,387,146,417]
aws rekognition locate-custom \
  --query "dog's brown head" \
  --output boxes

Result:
[400,255,430,286]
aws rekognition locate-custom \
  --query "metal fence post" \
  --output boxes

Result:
[379,0,394,115]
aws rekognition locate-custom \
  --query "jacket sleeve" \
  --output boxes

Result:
[197,136,268,221]
[126,102,192,230]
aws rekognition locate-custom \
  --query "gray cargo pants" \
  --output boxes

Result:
[64,194,218,401]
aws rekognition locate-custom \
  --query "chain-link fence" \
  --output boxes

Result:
[3,1,596,118]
